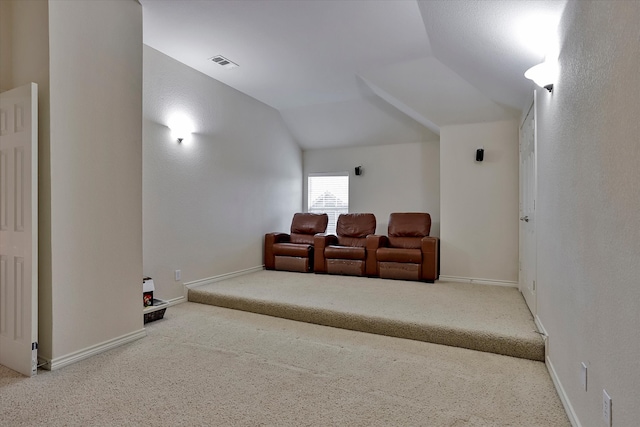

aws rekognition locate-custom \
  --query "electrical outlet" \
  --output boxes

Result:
[602,389,612,427]
[175,269,181,281]
[580,362,587,391]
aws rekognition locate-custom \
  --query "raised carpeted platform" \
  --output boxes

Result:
[1,302,569,426]
[189,270,544,361]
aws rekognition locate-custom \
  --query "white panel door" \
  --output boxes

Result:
[519,97,537,316]
[0,83,38,377]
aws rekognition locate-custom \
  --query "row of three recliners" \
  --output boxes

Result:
[264,212,439,283]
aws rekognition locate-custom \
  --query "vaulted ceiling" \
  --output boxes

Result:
[140,0,566,150]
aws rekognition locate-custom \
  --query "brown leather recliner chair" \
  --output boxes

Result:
[314,213,379,277]
[374,212,439,283]
[264,213,328,273]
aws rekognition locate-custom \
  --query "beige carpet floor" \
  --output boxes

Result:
[189,270,545,361]
[1,302,569,426]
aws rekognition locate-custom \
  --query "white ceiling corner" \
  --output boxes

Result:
[417,0,567,111]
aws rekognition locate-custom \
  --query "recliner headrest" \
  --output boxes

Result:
[291,213,328,234]
[388,213,431,237]
[336,213,376,237]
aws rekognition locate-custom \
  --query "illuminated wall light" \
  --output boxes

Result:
[525,58,558,92]
[516,9,562,94]
[167,114,194,143]
[515,15,560,58]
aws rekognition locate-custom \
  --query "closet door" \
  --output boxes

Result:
[519,95,537,317]
[0,83,38,377]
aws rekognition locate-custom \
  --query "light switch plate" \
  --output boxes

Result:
[580,362,587,391]
[602,389,612,427]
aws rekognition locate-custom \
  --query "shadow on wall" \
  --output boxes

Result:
[440,241,469,278]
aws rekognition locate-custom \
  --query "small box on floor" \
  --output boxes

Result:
[144,299,168,324]
[143,277,154,307]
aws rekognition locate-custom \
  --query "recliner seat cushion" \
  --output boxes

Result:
[325,245,366,260]
[387,237,422,249]
[336,236,367,247]
[377,247,422,263]
[273,243,312,257]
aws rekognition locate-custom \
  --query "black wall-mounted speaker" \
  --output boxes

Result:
[355,166,362,176]
[476,148,484,162]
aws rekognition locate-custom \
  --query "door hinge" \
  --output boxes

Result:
[31,342,38,376]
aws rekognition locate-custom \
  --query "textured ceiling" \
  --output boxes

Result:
[140,0,567,150]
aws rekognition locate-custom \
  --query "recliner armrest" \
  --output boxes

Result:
[267,232,291,243]
[420,236,440,281]
[313,234,337,273]
[264,232,291,269]
[366,235,386,276]
[370,234,389,247]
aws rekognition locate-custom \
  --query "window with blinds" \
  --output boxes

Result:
[307,173,349,235]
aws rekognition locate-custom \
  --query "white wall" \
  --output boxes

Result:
[1,0,54,358]
[536,2,640,425]
[0,0,13,92]
[440,120,519,284]
[303,141,440,236]
[47,0,143,361]
[143,46,302,301]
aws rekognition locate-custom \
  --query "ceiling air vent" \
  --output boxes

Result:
[209,55,239,70]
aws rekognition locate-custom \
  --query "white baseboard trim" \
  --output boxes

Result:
[538,316,580,427]
[42,328,147,371]
[533,315,549,360]
[546,356,582,427]
[439,275,518,287]
[534,315,548,337]
[184,265,264,290]
[163,295,186,307]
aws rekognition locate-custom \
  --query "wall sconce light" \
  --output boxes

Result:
[168,114,193,143]
[524,59,558,92]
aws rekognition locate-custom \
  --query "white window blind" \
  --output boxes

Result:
[308,174,349,235]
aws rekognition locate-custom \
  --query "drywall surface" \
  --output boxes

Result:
[0,0,12,91]
[440,120,519,283]
[303,141,440,236]
[143,46,302,301]
[3,0,53,360]
[359,57,518,129]
[536,1,640,425]
[48,0,143,360]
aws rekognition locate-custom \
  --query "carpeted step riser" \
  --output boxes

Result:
[188,289,544,362]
